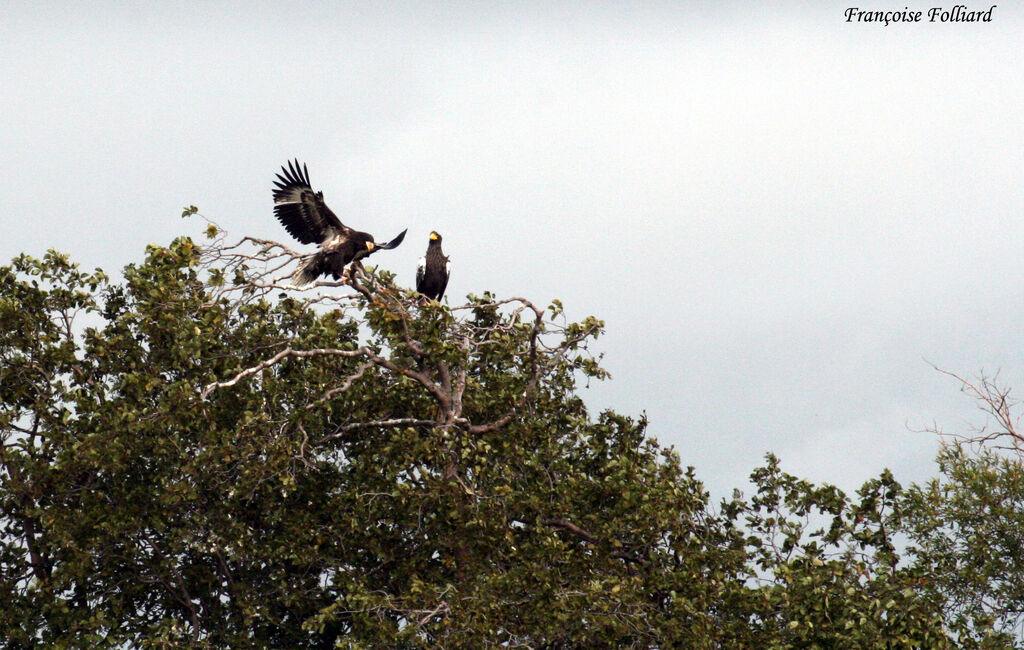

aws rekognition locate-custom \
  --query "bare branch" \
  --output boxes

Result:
[197,231,607,440]
[928,362,1024,453]
[415,599,450,629]
[200,347,366,400]
[540,517,597,544]
[306,360,376,409]
[320,418,437,443]
[468,313,602,435]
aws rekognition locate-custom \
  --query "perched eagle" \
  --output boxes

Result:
[272,160,407,286]
[416,231,451,301]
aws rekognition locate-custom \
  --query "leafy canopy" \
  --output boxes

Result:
[0,229,1007,647]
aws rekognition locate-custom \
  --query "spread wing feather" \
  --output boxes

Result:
[376,229,407,251]
[272,159,349,245]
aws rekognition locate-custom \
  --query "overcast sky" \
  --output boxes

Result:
[2,2,1022,498]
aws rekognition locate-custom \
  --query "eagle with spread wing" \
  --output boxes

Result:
[272,160,406,285]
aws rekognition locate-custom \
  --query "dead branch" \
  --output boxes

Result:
[306,360,376,409]
[198,232,606,439]
[540,517,597,544]
[200,347,367,400]
[321,418,438,443]
[416,599,450,628]
[928,362,1024,452]
[468,315,600,435]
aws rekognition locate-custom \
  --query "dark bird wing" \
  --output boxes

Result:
[438,258,451,299]
[417,248,450,300]
[272,160,349,245]
[374,229,407,251]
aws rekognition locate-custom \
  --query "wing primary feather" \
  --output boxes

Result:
[377,228,407,250]
[272,160,350,245]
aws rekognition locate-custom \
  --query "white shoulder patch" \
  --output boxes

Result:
[416,256,426,283]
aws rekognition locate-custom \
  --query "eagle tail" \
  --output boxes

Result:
[291,254,322,286]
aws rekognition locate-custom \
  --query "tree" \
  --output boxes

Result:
[721,455,961,649]
[900,369,1024,646]
[0,230,750,647]
[0,227,993,647]
[904,445,1024,647]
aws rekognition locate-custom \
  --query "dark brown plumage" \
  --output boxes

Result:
[416,231,450,301]
[272,160,406,285]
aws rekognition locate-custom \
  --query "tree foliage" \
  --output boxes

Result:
[0,229,1014,647]
[905,446,1024,646]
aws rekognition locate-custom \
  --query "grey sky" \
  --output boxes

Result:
[2,2,1022,498]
